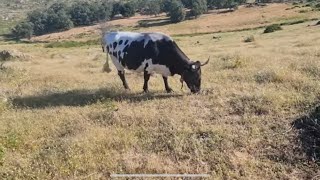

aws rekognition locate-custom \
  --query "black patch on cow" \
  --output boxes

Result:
[118,51,121,59]
[106,46,109,52]
[113,42,118,49]
[113,51,117,58]
[119,40,123,45]
[124,40,129,45]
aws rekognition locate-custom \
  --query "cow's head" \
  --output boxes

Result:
[181,57,210,93]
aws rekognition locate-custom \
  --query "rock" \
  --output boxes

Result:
[0,49,31,61]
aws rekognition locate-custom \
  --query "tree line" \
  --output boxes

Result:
[12,0,247,39]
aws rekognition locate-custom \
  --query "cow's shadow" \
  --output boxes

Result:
[292,104,320,163]
[11,88,183,109]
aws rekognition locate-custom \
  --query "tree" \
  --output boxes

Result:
[169,0,186,23]
[121,2,135,17]
[143,0,161,16]
[49,2,68,13]
[189,0,207,18]
[69,2,92,26]
[27,10,48,35]
[96,1,113,21]
[11,22,34,39]
[181,0,193,8]
[45,10,73,32]
[111,2,124,17]
[161,0,173,13]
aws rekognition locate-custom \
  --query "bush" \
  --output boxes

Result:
[161,0,173,13]
[121,2,135,17]
[243,35,255,43]
[168,0,186,23]
[263,24,282,33]
[143,0,161,16]
[11,22,34,39]
[189,0,208,18]
[69,2,93,26]
[26,5,73,36]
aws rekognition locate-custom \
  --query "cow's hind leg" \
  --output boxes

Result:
[143,70,151,93]
[163,76,173,93]
[118,70,130,90]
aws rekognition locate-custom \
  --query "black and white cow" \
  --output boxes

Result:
[101,31,209,93]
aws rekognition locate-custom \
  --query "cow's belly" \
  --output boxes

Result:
[110,57,172,77]
[146,64,171,77]
[129,59,172,77]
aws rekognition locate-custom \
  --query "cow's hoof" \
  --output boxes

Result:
[143,89,149,93]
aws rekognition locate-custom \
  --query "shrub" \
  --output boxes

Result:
[168,0,186,23]
[244,35,255,43]
[143,0,161,16]
[254,70,283,84]
[161,0,173,13]
[121,2,135,17]
[11,22,34,39]
[26,7,73,36]
[69,2,92,26]
[189,0,208,18]
[263,24,282,33]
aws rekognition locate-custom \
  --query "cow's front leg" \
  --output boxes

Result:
[118,70,130,90]
[143,70,151,93]
[163,76,173,93]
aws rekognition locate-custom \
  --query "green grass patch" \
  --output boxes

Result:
[0,19,18,36]
[45,39,99,48]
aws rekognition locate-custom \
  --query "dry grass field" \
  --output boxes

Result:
[1,3,320,180]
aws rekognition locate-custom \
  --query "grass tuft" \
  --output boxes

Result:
[263,24,282,33]
[254,70,283,84]
[243,35,255,43]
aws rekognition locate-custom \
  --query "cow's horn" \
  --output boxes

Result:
[201,56,210,66]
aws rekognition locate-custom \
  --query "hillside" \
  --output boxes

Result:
[31,3,319,41]
[0,2,320,179]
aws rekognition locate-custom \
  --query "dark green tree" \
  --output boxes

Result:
[161,0,173,13]
[190,0,207,18]
[169,0,186,23]
[11,22,34,39]
[49,2,68,13]
[27,10,48,35]
[69,2,92,26]
[121,2,135,17]
[45,9,73,32]
[144,0,161,16]
[181,0,193,8]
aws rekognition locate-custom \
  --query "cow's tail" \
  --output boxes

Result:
[101,30,112,73]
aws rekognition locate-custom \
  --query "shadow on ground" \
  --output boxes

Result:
[11,88,183,109]
[292,105,320,163]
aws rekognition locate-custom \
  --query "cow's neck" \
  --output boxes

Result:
[169,42,192,76]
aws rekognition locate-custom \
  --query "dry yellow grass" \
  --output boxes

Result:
[1,4,320,179]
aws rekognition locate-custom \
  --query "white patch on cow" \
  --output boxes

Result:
[134,59,171,77]
[110,55,125,71]
[191,65,196,70]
